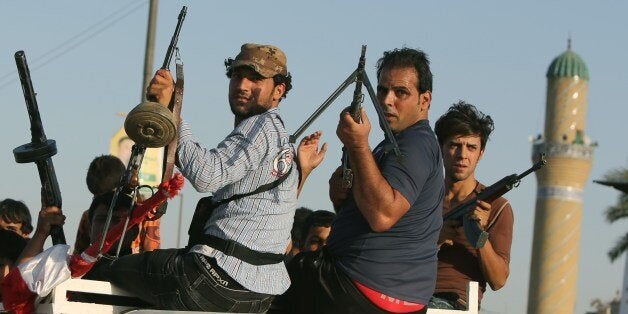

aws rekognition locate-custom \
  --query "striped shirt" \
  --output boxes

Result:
[177,108,298,295]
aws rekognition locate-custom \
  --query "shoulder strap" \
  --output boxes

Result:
[486,200,509,230]
[213,166,293,207]
[162,63,184,182]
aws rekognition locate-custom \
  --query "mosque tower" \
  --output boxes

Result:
[527,39,596,313]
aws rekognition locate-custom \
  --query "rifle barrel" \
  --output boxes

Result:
[517,154,547,180]
[290,70,357,143]
[15,51,47,144]
[161,6,187,69]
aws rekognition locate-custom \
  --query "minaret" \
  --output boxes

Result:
[528,39,595,313]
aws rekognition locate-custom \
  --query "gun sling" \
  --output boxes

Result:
[188,166,293,265]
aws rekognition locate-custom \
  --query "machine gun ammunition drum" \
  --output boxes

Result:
[13,139,57,163]
[124,101,176,148]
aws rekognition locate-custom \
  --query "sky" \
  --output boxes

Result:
[1,1,627,313]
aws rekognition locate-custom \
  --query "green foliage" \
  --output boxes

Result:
[609,233,628,262]
[603,167,628,182]
[603,167,628,262]
[605,194,628,223]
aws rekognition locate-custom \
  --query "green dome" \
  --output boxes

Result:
[546,49,589,80]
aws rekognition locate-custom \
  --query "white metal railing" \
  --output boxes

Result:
[34,278,479,314]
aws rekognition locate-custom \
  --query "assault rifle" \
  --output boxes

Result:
[13,51,66,245]
[444,154,546,248]
[341,45,366,188]
[102,6,187,257]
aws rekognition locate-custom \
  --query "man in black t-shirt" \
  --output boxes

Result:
[271,47,444,314]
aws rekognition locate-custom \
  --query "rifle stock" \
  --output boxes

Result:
[444,155,546,248]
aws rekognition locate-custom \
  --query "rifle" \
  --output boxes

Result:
[156,5,187,219]
[101,6,187,256]
[104,144,146,257]
[161,5,187,182]
[13,51,66,245]
[444,154,547,248]
[341,45,367,188]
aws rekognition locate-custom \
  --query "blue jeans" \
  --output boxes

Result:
[96,248,273,312]
[428,296,456,309]
[428,294,467,310]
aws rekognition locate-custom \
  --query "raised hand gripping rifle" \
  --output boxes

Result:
[98,6,187,257]
[289,45,401,183]
[444,154,547,248]
[13,51,66,245]
[341,45,366,188]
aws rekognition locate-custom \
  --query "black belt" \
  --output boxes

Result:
[197,234,284,266]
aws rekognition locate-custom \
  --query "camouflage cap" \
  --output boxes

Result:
[229,43,288,78]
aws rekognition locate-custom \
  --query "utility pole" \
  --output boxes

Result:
[141,0,158,102]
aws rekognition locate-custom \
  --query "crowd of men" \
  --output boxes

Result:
[1,43,513,314]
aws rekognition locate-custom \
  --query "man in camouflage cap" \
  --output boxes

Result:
[93,43,327,312]
[224,43,292,124]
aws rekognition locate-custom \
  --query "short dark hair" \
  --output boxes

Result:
[0,229,27,262]
[86,155,125,196]
[224,59,293,99]
[300,210,336,245]
[291,207,313,247]
[434,101,495,149]
[87,190,133,223]
[272,73,293,99]
[376,47,433,94]
[0,199,33,235]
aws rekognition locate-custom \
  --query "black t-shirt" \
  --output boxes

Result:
[327,119,444,304]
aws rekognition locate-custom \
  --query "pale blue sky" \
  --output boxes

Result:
[1,1,627,313]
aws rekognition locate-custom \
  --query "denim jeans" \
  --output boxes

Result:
[428,294,466,310]
[96,248,273,312]
[428,296,457,309]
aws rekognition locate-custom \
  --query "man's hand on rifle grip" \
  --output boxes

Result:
[467,200,491,230]
[146,69,175,106]
[35,206,65,236]
[336,107,371,151]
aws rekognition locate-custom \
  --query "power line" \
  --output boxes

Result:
[0,1,148,91]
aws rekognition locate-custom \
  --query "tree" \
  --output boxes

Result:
[602,167,628,262]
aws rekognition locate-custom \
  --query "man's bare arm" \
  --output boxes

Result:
[473,201,510,290]
[338,109,410,232]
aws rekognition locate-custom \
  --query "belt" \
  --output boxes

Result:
[196,234,284,266]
